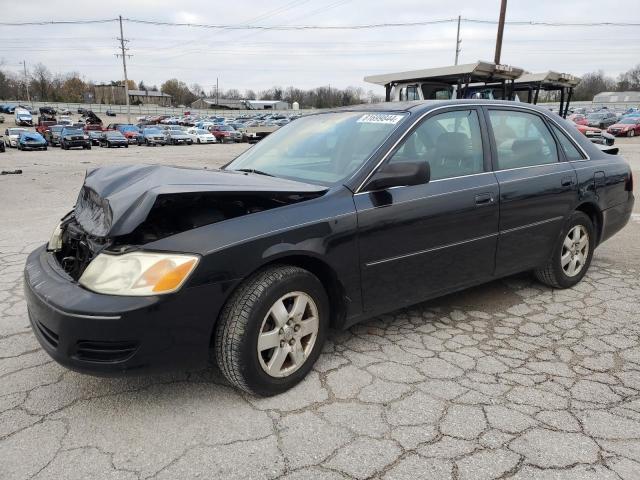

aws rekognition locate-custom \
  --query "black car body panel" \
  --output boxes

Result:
[24,100,635,375]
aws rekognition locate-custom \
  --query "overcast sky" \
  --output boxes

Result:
[1,0,638,96]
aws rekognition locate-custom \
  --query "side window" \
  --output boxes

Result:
[406,85,419,101]
[488,110,559,170]
[549,123,584,161]
[388,109,484,181]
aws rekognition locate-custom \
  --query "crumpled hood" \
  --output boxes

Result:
[74,164,327,237]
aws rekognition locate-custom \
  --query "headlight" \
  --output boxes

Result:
[47,222,63,251]
[79,252,199,296]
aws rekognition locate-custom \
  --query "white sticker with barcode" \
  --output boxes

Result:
[356,114,404,125]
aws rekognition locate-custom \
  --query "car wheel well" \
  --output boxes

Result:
[575,202,602,245]
[211,255,346,349]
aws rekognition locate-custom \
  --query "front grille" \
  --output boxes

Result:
[33,317,59,348]
[74,340,139,363]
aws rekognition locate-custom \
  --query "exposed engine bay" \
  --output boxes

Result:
[55,190,322,280]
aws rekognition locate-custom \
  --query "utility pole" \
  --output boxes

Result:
[494,0,507,64]
[23,60,31,103]
[216,77,219,107]
[454,15,462,65]
[115,15,131,123]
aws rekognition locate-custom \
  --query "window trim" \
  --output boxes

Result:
[353,103,590,193]
[482,106,563,172]
[357,106,489,192]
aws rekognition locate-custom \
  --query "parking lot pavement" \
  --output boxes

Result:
[1,140,640,480]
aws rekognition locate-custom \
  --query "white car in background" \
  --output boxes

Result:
[187,128,217,144]
[4,127,30,147]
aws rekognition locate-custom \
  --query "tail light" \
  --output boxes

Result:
[626,171,633,192]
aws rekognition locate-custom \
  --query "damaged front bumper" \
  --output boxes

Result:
[24,245,227,376]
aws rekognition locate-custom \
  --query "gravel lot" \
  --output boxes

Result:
[1,137,639,480]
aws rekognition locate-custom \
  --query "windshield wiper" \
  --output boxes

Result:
[235,168,274,177]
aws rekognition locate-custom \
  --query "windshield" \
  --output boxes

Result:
[144,128,161,134]
[196,129,209,135]
[620,118,637,124]
[8,128,28,135]
[51,126,63,133]
[106,132,124,138]
[226,111,407,185]
[119,125,138,132]
[587,114,605,119]
[63,129,83,135]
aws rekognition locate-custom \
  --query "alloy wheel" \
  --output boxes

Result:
[561,225,589,277]
[257,291,319,378]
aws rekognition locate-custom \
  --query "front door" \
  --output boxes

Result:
[355,107,499,313]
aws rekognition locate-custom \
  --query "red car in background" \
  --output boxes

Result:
[568,113,588,126]
[575,124,615,146]
[607,117,640,137]
[208,125,242,143]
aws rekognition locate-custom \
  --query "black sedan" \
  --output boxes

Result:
[60,127,91,150]
[164,128,193,145]
[24,101,634,396]
[100,131,129,148]
[87,130,103,146]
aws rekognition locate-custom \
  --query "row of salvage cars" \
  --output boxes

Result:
[568,108,640,146]
[1,125,220,152]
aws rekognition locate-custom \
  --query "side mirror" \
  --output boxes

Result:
[365,161,430,191]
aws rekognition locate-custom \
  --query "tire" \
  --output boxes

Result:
[43,146,47,151]
[87,145,91,150]
[534,211,595,289]
[197,139,201,144]
[215,265,329,396]
[125,144,129,148]
[629,130,636,137]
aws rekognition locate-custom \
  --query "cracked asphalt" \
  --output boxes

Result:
[1,138,639,480]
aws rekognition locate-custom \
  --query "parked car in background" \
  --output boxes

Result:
[105,110,116,117]
[17,131,47,151]
[15,108,33,126]
[586,112,617,129]
[43,125,65,147]
[0,133,5,152]
[568,114,588,126]
[140,127,166,146]
[87,130,104,146]
[164,128,193,145]
[608,117,640,137]
[59,108,72,115]
[60,127,91,150]
[186,128,217,144]
[115,125,142,144]
[0,114,4,123]
[209,125,242,143]
[100,130,129,148]
[58,116,73,127]
[575,124,615,146]
[4,127,30,147]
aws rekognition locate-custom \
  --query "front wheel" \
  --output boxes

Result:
[534,211,595,289]
[629,129,636,137]
[215,265,329,396]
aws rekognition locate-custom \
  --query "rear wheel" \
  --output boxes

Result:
[534,211,594,289]
[215,265,328,396]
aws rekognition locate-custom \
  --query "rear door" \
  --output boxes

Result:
[484,107,578,276]
[355,107,499,313]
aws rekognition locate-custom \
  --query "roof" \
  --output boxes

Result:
[514,71,581,88]
[364,61,524,86]
[128,89,171,97]
[593,91,640,103]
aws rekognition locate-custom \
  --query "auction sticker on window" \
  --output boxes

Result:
[357,114,404,125]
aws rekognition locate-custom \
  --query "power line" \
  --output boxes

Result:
[0,17,638,29]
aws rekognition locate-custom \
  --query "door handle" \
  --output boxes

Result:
[475,193,494,206]
[561,176,575,187]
